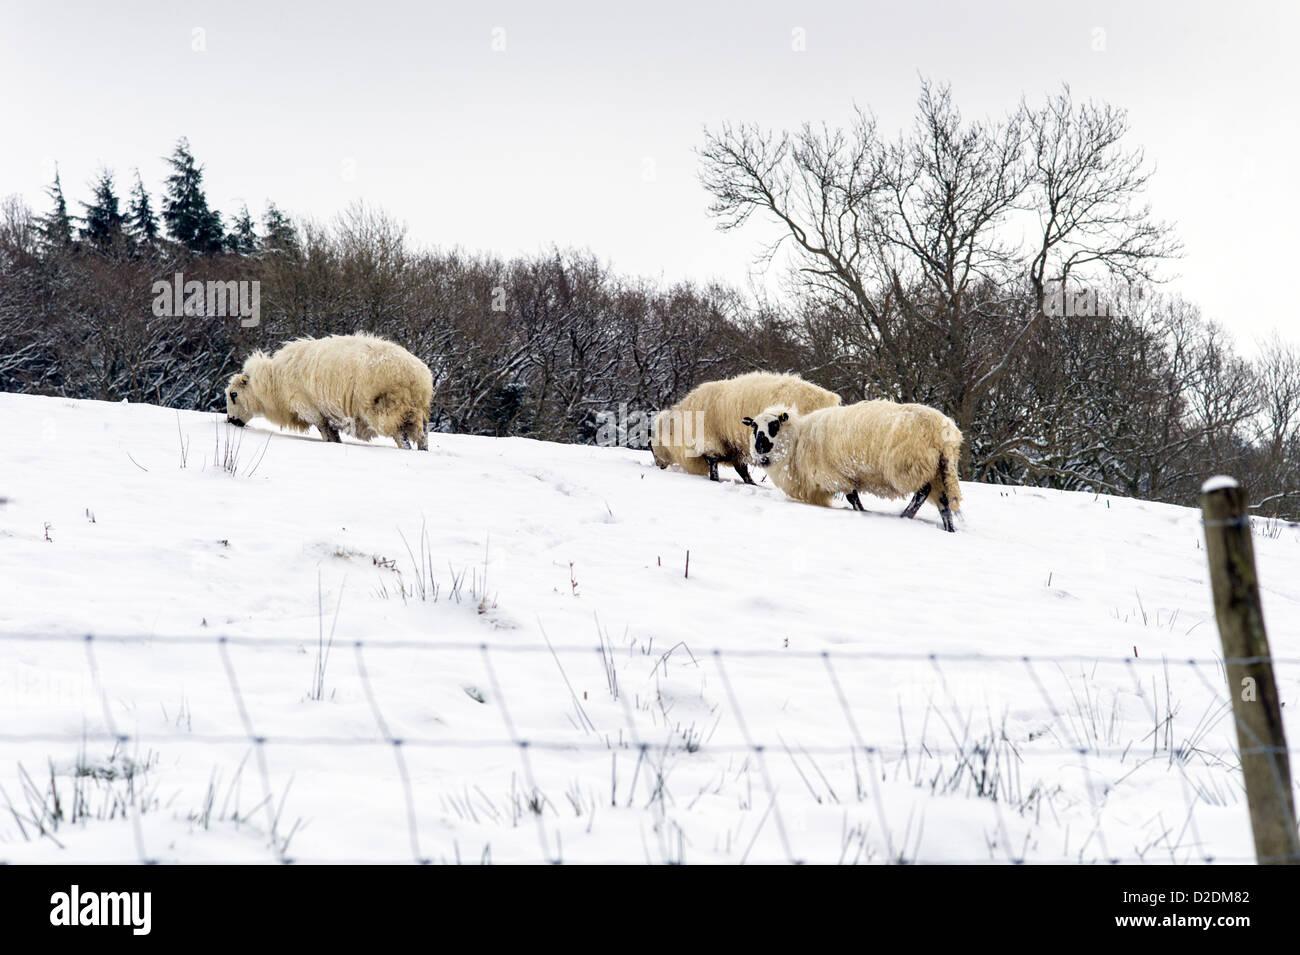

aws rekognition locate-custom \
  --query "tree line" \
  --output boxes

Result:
[1,93,1297,518]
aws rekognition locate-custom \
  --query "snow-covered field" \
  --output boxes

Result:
[1,392,1297,864]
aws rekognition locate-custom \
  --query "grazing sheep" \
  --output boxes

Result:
[224,333,432,450]
[743,400,964,531]
[650,372,841,483]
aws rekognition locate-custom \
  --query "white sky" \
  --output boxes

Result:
[2,0,1296,350]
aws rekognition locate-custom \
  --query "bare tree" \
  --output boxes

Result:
[0,196,39,269]
[1248,334,1300,514]
[699,80,1181,473]
[1253,334,1300,459]
[1023,87,1182,305]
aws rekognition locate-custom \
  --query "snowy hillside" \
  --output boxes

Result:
[1,392,1298,864]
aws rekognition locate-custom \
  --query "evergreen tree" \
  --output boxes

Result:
[162,138,224,255]
[260,202,299,257]
[79,169,126,251]
[37,166,74,251]
[224,203,257,255]
[126,169,159,247]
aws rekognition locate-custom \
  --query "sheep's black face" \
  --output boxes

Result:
[742,410,789,468]
[225,373,250,427]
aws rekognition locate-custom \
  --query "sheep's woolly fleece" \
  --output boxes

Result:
[750,400,964,512]
[225,333,432,449]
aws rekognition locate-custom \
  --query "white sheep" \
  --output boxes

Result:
[224,333,433,450]
[743,400,964,531]
[651,371,841,483]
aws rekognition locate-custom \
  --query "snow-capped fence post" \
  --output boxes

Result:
[1199,475,1300,865]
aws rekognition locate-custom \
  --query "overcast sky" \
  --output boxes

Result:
[2,0,1296,349]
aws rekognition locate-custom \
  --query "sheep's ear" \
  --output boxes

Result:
[741,416,754,428]
[778,411,789,422]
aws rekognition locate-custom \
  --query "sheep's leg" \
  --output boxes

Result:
[936,458,955,532]
[900,483,931,519]
[937,492,955,532]
[319,420,342,443]
[734,461,757,485]
[705,456,721,482]
[394,415,426,451]
[846,490,864,511]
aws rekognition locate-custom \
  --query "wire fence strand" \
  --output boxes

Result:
[1,629,1294,865]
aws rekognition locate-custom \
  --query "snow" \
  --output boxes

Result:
[1201,475,1240,493]
[1,392,1298,864]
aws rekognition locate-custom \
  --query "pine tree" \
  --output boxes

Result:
[224,204,257,255]
[162,138,224,255]
[260,203,299,257]
[127,169,159,247]
[204,207,225,253]
[37,166,74,251]
[80,169,126,251]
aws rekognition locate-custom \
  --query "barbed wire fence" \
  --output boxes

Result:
[0,628,1296,865]
[0,479,1294,865]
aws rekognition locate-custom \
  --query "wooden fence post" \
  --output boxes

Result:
[1199,475,1299,864]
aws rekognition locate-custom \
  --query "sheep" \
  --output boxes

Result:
[650,371,841,483]
[224,333,433,450]
[743,400,964,531]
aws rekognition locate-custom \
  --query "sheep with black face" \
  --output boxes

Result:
[649,371,841,483]
[743,400,964,531]
[224,333,432,450]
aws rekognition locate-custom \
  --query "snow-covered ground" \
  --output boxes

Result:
[1,392,1297,864]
